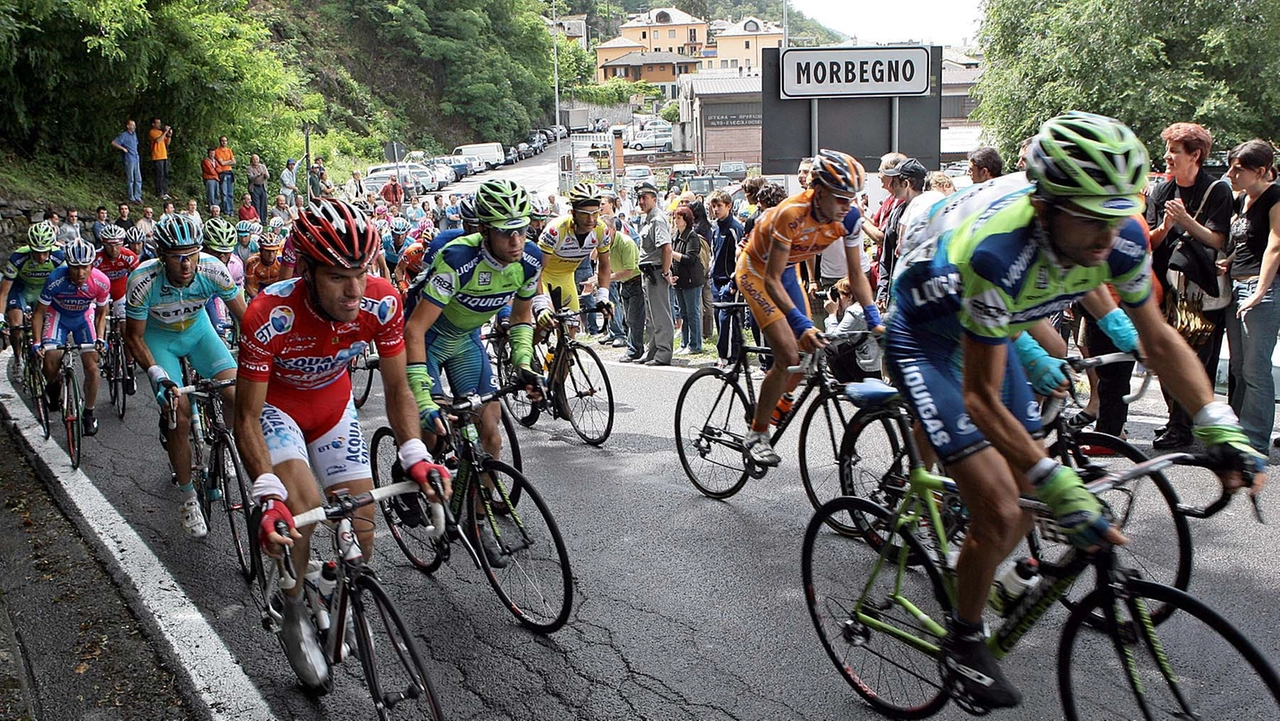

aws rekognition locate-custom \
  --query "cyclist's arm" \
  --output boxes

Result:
[233,375,274,482]
[1079,285,1118,320]
[844,244,876,315]
[596,248,611,290]
[93,301,108,340]
[961,335,1046,483]
[762,237,797,313]
[30,302,46,347]
[0,278,12,302]
[404,299,442,364]
[125,318,157,369]
[1025,317,1067,358]
[226,291,248,323]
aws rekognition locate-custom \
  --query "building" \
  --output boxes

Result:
[940,48,983,161]
[619,7,709,56]
[709,16,783,72]
[600,51,700,98]
[545,14,589,52]
[594,36,646,77]
[679,73,763,166]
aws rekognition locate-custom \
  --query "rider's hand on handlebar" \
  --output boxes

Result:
[258,499,299,559]
[1195,425,1268,497]
[517,365,545,402]
[1031,460,1128,551]
[407,463,452,504]
[155,379,178,408]
[798,327,827,353]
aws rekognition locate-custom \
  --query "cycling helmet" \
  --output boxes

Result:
[810,149,865,198]
[374,218,390,234]
[203,218,237,253]
[125,226,148,246]
[390,216,412,236]
[27,222,57,251]
[374,204,388,217]
[257,232,284,249]
[474,180,531,230]
[1025,111,1149,217]
[568,181,602,208]
[459,195,480,226]
[154,213,203,251]
[99,223,127,244]
[268,216,288,232]
[235,219,261,237]
[529,196,551,221]
[64,239,95,266]
[292,199,379,269]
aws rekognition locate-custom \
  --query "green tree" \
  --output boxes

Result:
[557,34,595,87]
[975,0,1280,161]
[659,102,680,124]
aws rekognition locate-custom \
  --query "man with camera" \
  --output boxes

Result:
[148,118,174,200]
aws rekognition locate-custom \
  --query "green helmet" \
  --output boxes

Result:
[1025,111,1149,217]
[203,218,237,253]
[474,179,531,231]
[27,222,56,252]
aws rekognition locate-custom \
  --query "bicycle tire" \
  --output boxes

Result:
[1044,431,1191,628]
[30,366,50,439]
[350,351,375,409]
[498,402,523,475]
[561,341,614,445]
[349,574,446,721]
[797,390,857,522]
[65,374,82,469]
[511,340,548,428]
[107,343,121,418]
[214,437,254,580]
[369,427,445,575]
[828,406,924,544]
[472,460,573,633]
[673,367,751,499]
[803,495,952,719]
[1059,578,1280,720]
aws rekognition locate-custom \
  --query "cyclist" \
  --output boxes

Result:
[32,239,110,435]
[383,216,412,285]
[125,214,246,538]
[124,225,154,263]
[233,220,261,265]
[94,224,141,394]
[202,218,245,341]
[535,182,613,335]
[244,231,285,299]
[393,231,432,295]
[734,149,880,465]
[526,196,550,239]
[237,198,450,691]
[403,179,543,565]
[2,223,66,351]
[887,111,1266,708]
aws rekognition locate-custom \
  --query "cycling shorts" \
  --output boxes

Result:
[734,259,808,332]
[543,269,581,312]
[6,285,29,313]
[260,399,370,488]
[144,313,236,406]
[424,327,495,399]
[41,308,98,348]
[110,298,126,320]
[885,315,1042,466]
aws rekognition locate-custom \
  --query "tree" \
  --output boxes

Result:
[659,102,680,124]
[975,0,1280,161]
[557,35,595,88]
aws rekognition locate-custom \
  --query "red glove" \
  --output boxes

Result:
[407,459,451,490]
[259,499,295,550]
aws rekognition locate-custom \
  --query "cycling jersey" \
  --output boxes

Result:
[244,253,283,297]
[38,266,110,346]
[126,254,241,332]
[4,247,66,307]
[537,214,614,276]
[94,247,141,301]
[412,233,542,336]
[383,235,408,269]
[238,275,404,438]
[398,242,427,283]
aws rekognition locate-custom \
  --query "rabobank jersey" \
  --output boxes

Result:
[126,254,242,332]
[413,233,541,336]
[38,266,110,320]
[741,189,852,270]
[537,215,613,276]
[891,175,1151,345]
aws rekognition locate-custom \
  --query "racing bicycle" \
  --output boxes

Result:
[44,338,97,468]
[101,313,135,420]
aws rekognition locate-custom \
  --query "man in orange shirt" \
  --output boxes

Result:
[214,136,236,216]
[148,118,173,200]
[201,147,220,213]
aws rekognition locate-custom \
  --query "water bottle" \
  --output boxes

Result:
[317,561,338,606]
[988,557,1039,616]
[303,560,331,632]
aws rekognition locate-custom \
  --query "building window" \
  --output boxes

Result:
[730,59,738,68]
[689,28,697,42]
[641,31,647,39]
[646,65,653,72]
[668,29,676,39]
[777,39,783,47]
[677,47,684,55]
[720,59,728,68]
[745,20,759,32]
[745,40,751,49]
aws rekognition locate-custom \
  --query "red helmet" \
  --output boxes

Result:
[292,199,379,269]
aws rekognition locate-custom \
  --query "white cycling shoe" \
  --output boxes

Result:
[744,429,781,467]
[281,593,331,692]
[179,498,208,539]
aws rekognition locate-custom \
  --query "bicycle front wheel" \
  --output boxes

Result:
[823,407,913,539]
[561,342,614,445]
[64,376,82,469]
[472,461,573,633]
[213,437,253,580]
[803,495,952,718]
[30,367,50,440]
[350,351,376,409]
[498,402,523,474]
[110,343,128,420]
[673,368,751,499]
[350,574,446,721]
[1059,578,1280,720]
[370,427,445,575]
[797,391,857,520]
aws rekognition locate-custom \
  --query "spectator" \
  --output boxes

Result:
[671,205,706,355]
[690,200,715,338]
[308,161,323,202]
[630,182,675,366]
[737,176,765,223]
[269,194,292,227]
[238,193,259,222]
[134,206,156,240]
[207,204,222,220]
[110,119,142,204]
[160,201,176,220]
[444,194,461,230]
[378,175,404,206]
[59,209,82,245]
[148,118,174,200]
[279,158,299,206]
[246,154,269,221]
[200,147,219,210]
[616,186,635,219]
[877,158,936,295]
[1147,121,1233,450]
[1016,136,1035,171]
[1224,139,1280,452]
[927,171,956,196]
[547,193,561,217]
[892,159,945,255]
[709,189,744,366]
[114,203,135,231]
[967,146,1004,184]
[319,169,336,199]
[91,206,110,245]
[214,136,236,214]
[861,152,907,273]
[291,194,307,221]
[343,170,364,203]
[184,198,201,223]
[797,157,814,189]
[430,194,446,226]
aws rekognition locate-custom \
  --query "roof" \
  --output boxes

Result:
[601,51,701,67]
[715,16,783,37]
[943,47,980,67]
[943,67,983,85]
[596,36,645,50]
[622,7,705,28]
[680,74,762,96]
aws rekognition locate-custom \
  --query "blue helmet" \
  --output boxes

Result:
[155,214,203,251]
[64,239,96,266]
[390,216,412,235]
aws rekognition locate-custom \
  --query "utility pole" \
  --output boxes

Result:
[782,0,789,48]
[553,0,561,129]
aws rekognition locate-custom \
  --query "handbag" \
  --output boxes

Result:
[1164,285,1216,347]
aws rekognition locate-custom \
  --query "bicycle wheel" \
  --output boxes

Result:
[472,460,572,633]
[64,375,83,469]
[561,342,614,445]
[1059,578,1280,720]
[369,427,445,575]
[349,574,446,721]
[1043,431,1190,627]
[28,363,50,439]
[803,495,952,718]
[820,406,913,538]
[213,438,254,580]
[673,367,751,499]
[498,402,523,474]
[797,390,857,519]
[350,350,375,409]
[508,340,546,427]
[111,343,128,420]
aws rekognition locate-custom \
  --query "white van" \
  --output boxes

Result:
[453,142,505,171]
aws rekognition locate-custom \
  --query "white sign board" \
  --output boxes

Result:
[780,47,931,99]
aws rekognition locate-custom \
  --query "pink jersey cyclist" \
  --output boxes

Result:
[38,264,110,345]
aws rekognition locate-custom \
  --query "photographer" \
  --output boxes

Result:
[148,118,173,200]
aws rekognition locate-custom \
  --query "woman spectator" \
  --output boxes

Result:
[691,199,715,340]
[1224,139,1280,453]
[671,206,706,355]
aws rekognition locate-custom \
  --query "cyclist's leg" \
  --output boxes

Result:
[5,290,25,349]
[544,271,579,338]
[185,315,237,425]
[260,403,323,591]
[146,327,194,488]
[737,262,806,432]
[75,323,101,410]
[304,401,376,555]
[441,330,503,459]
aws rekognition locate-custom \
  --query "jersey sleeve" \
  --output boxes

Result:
[842,208,864,249]
[92,271,111,305]
[1107,217,1153,307]
[3,254,20,280]
[421,244,462,308]
[536,223,558,256]
[517,242,543,300]
[597,222,614,253]
[37,272,58,306]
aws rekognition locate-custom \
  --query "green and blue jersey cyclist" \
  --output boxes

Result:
[885,111,1267,708]
[1,222,65,350]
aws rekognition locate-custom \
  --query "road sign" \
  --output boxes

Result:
[780,47,931,99]
[383,141,408,163]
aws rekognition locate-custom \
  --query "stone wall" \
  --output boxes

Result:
[0,197,89,254]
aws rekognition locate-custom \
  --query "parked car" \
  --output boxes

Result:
[453,142,505,171]
[718,161,748,183]
[687,175,731,197]
[462,155,485,175]
[643,118,673,132]
[504,146,520,165]
[631,130,673,152]
[526,134,545,154]
[550,125,568,139]
[435,156,470,181]
[427,162,455,187]
[364,172,428,198]
[517,142,533,160]
[667,163,699,191]
[366,164,437,194]
[621,164,654,189]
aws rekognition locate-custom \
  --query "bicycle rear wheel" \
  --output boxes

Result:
[350,350,376,409]
[803,495,952,718]
[1059,578,1280,720]
[213,437,253,580]
[350,574,446,721]
[369,427,445,574]
[110,342,128,420]
[673,367,751,499]
[472,460,572,633]
[561,342,614,445]
[825,407,918,541]
[797,391,858,523]
[64,375,82,469]
[28,363,49,439]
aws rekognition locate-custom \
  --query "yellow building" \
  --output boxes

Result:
[618,7,709,56]
[599,52,700,98]
[595,36,647,82]
[711,16,783,71]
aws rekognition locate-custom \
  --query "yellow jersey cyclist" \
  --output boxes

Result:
[735,149,881,466]
[125,214,247,539]
[535,182,614,334]
[886,112,1267,708]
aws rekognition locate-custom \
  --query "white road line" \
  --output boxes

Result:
[0,350,274,721]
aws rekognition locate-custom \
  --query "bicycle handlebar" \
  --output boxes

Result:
[1042,352,1150,425]
[172,377,236,396]
[784,330,874,374]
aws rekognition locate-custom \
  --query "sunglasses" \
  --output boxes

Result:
[1057,205,1128,231]
[165,250,201,264]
